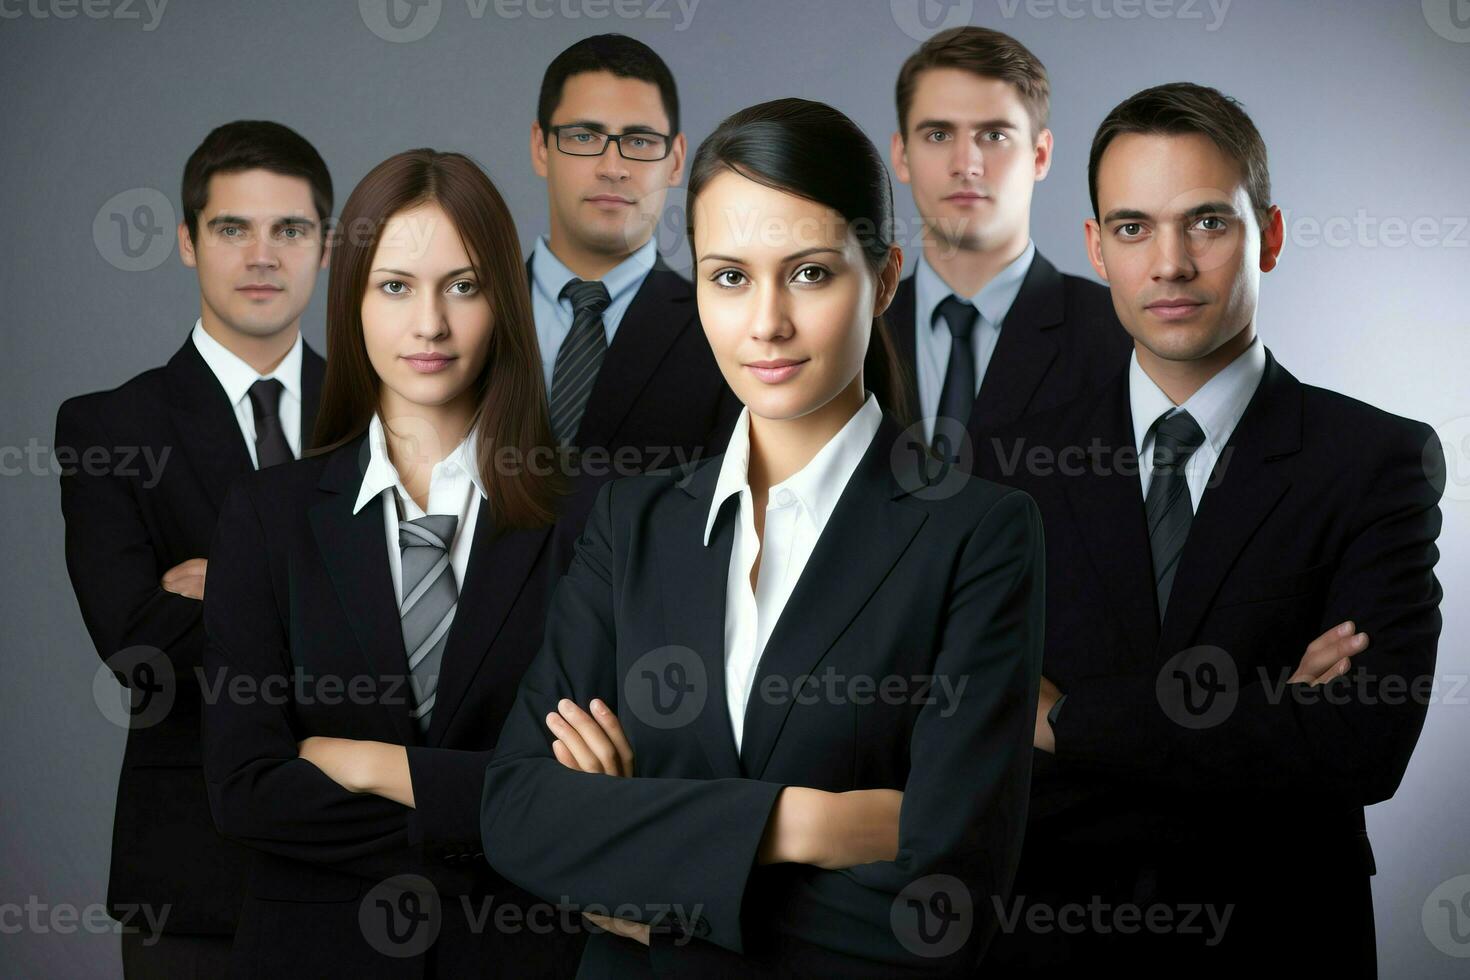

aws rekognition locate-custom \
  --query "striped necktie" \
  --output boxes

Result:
[548,278,612,446]
[398,513,459,732]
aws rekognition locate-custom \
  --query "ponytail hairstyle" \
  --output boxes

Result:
[684,98,913,428]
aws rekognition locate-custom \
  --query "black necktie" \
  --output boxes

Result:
[1145,409,1206,620]
[246,378,293,469]
[935,295,979,435]
[549,278,612,446]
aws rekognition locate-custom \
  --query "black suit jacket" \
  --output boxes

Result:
[56,332,324,934]
[976,349,1444,974]
[200,431,585,978]
[888,250,1130,461]
[481,413,1046,977]
[528,254,741,537]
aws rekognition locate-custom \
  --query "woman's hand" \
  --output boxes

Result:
[545,698,634,777]
[759,787,904,869]
[298,736,414,806]
[583,911,651,946]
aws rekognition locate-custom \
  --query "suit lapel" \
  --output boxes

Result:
[425,500,552,744]
[738,414,928,778]
[309,434,420,745]
[1063,375,1160,663]
[526,255,696,449]
[656,458,744,778]
[1155,351,1300,656]
[165,335,253,511]
[969,252,1063,437]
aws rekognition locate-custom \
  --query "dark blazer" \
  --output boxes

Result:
[887,250,1130,460]
[481,412,1046,977]
[201,433,584,978]
[56,332,324,934]
[528,254,742,537]
[975,349,1444,975]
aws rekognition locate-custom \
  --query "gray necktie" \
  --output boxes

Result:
[398,512,459,732]
[548,278,612,446]
[1145,410,1206,621]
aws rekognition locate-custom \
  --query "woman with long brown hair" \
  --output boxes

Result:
[201,149,580,977]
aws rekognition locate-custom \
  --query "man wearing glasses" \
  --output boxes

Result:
[528,33,740,540]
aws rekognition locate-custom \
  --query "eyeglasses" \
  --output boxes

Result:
[550,125,672,162]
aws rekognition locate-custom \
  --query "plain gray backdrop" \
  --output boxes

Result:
[2,0,1467,975]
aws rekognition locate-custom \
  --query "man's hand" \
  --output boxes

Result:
[546,698,635,777]
[1289,620,1369,685]
[161,558,207,600]
[1034,675,1061,754]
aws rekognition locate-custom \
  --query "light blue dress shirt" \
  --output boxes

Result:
[528,234,658,393]
[912,240,1036,444]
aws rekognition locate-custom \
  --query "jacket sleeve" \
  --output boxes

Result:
[202,478,486,875]
[56,396,204,680]
[651,489,1046,976]
[480,478,785,955]
[1052,424,1444,806]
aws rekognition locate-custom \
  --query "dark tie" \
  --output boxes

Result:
[548,278,612,446]
[935,295,979,434]
[1145,409,1206,621]
[246,378,292,469]
[398,513,459,733]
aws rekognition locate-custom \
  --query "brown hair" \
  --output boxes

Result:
[1088,82,1271,225]
[312,149,562,529]
[895,27,1050,142]
[181,120,333,243]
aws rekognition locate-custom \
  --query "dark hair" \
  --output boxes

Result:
[1088,82,1271,224]
[180,120,333,242]
[895,27,1050,142]
[312,149,562,529]
[537,34,680,137]
[685,98,913,428]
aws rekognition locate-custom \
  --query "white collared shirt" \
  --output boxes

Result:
[703,392,884,751]
[912,240,1036,444]
[191,318,303,468]
[1129,335,1267,510]
[351,412,486,606]
[528,234,659,392]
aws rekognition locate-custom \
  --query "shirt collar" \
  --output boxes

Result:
[702,391,883,546]
[191,317,303,408]
[351,411,486,516]
[915,239,1036,334]
[529,233,658,312]
[1129,334,1267,455]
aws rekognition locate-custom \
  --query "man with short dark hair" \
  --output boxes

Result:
[979,83,1444,975]
[56,119,332,978]
[887,26,1130,462]
[529,34,740,537]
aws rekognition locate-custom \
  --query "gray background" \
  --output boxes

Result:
[2,0,1467,975]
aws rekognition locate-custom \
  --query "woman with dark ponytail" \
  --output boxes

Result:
[482,99,1044,977]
